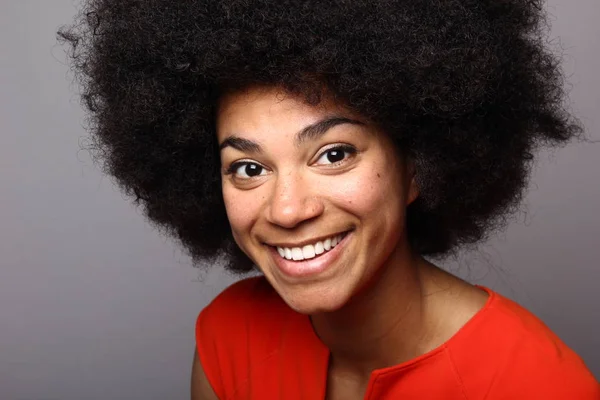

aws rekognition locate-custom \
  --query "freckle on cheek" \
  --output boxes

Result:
[377,173,381,178]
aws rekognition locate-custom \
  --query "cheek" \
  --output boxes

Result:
[222,184,262,235]
[328,166,405,218]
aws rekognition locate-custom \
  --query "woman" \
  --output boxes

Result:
[59,0,599,398]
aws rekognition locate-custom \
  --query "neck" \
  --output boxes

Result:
[310,242,436,377]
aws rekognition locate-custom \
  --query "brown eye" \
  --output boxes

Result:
[315,144,357,166]
[231,162,266,178]
[325,149,345,163]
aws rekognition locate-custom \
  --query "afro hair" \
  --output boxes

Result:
[58,0,581,273]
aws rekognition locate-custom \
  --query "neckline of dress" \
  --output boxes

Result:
[300,285,497,399]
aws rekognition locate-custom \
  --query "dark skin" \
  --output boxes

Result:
[191,351,218,400]
[190,263,488,400]
[322,261,488,400]
[56,1,580,398]
[191,88,489,400]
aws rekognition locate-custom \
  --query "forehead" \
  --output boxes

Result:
[216,86,350,140]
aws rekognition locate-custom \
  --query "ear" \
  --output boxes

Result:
[406,159,419,206]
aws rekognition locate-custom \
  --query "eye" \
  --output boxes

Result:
[229,162,267,179]
[314,144,357,166]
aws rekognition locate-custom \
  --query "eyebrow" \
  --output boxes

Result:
[218,116,364,153]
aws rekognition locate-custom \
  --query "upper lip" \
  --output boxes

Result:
[266,230,351,248]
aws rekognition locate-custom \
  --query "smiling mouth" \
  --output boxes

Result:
[272,231,350,262]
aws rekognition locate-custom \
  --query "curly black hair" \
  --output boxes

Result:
[58,0,580,273]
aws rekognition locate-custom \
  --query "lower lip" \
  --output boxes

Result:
[269,232,351,279]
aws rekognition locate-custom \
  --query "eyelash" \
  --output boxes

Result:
[224,144,358,178]
[224,160,266,177]
[315,144,357,166]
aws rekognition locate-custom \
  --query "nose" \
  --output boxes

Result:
[266,171,324,229]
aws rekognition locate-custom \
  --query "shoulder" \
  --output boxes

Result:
[194,276,293,398]
[196,275,290,345]
[448,288,599,398]
[196,276,290,334]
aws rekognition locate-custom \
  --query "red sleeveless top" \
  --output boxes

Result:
[196,277,598,399]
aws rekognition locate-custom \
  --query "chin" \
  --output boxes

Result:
[275,282,353,315]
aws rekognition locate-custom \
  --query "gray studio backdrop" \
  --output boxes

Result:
[1,1,598,399]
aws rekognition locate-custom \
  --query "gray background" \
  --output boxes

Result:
[1,0,598,399]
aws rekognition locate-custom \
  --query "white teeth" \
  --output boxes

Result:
[291,248,303,261]
[302,245,316,259]
[314,241,324,255]
[275,232,347,262]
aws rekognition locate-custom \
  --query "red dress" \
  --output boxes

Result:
[196,277,599,399]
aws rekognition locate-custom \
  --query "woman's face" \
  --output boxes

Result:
[217,86,418,314]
